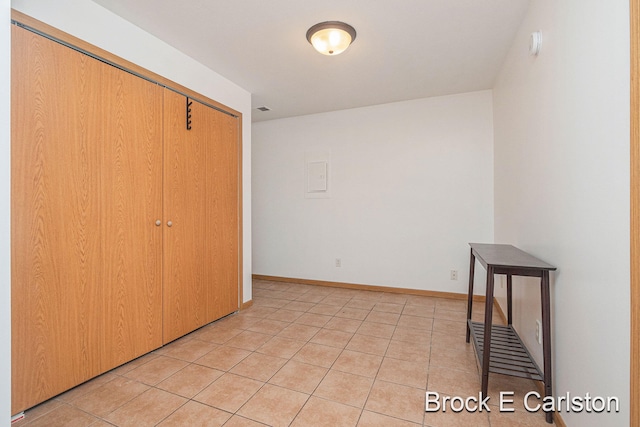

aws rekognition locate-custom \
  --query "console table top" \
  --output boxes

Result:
[469,243,557,271]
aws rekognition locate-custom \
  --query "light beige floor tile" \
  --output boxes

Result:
[377,357,428,388]
[435,299,467,312]
[402,304,435,318]
[296,293,326,303]
[254,297,290,309]
[432,318,467,337]
[365,311,400,325]
[485,373,540,408]
[324,317,363,333]
[195,345,252,371]
[267,309,304,323]
[257,336,306,358]
[308,304,342,316]
[430,331,469,349]
[215,314,259,330]
[28,283,528,427]
[56,373,118,403]
[226,330,273,351]
[391,326,431,345]
[277,323,321,341]
[292,342,342,368]
[345,334,390,356]
[364,380,425,424]
[357,321,396,339]
[296,312,333,328]
[71,376,149,417]
[156,364,224,398]
[191,325,243,344]
[157,400,232,426]
[109,353,159,375]
[230,352,288,382]
[291,396,361,427]
[335,307,370,320]
[352,290,384,301]
[24,404,98,427]
[373,302,404,314]
[314,370,373,408]
[237,384,309,427]
[423,404,491,427]
[305,288,334,297]
[405,295,438,307]
[87,420,115,426]
[320,296,351,307]
[378,293,409,305]
[427,365,482,398]
[433,307,467,322]
[104,388,186,427]
[397,314,432,331]
[345,299,377,310]
[332,349,383,378]
[269,360,328,394]
[162,338,216,362]
[246,319,289,335]
[358,410,421,427]
[242,306,279,318]
[19,398,63,424]
[428,343,477,373]
[284,301,316,312]
[310,329,354,348]
[222,415,271,426]
[488,409,555,426]
[194,373,263,413]
[123,355,189,386]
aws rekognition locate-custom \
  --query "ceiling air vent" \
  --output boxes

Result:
[256,106,271,112]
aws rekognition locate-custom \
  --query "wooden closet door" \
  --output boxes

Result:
[206,110,240,321]
[11,26,104,413]
[100,63,163,369]
[163,89,208,343]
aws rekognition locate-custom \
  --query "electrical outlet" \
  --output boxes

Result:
[335,258,341,267]
[535,320,542,344]
[450,270,458,280]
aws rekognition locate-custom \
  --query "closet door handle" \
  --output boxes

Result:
[167,221,173,227]
[155,220,161,226]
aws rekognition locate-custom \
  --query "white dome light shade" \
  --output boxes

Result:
[306,21,356,56]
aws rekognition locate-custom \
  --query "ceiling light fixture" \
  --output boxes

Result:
[306,21,356,56]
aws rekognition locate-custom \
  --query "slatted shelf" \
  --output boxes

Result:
[468,320,543,381]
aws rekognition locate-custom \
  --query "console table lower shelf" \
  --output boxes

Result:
[467,320,543,381]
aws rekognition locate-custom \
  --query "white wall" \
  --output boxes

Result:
[1,0,11,424]
[253,91,494,294]
[493,1,630,426]
[11,0,252,304]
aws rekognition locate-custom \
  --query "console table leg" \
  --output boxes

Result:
[466,249,476,342]
[481,266,495,397]
[541,270,553,423]
[507,274,513,325]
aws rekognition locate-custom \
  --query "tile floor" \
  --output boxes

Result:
[14,279,555,426]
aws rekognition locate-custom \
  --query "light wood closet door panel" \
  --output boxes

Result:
[206,110,240,321]
[163,89,207,343]
[100,65,163,368]
[11,26,104,413]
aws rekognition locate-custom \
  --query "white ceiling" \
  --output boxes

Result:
[91,0,530,122]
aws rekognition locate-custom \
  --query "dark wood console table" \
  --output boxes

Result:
[466,243,556,423]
